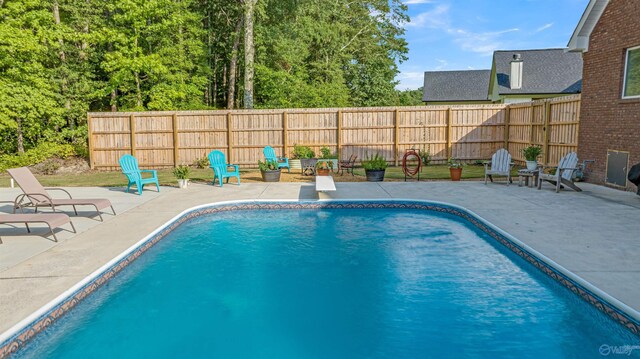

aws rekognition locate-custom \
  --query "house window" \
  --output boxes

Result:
[622,46,640,99]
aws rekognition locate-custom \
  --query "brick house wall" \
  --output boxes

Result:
[579,0,640,189]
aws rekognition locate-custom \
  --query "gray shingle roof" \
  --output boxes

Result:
[493,49,583,94]
[422,70,491,102]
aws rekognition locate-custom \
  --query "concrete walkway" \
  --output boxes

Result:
[1,181,639,334]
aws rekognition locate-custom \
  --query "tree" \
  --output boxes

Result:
[0,0,63,153]
[243,0,257,109]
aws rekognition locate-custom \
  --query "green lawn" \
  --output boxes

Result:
[0,165,521,187]
[352,164,500,180]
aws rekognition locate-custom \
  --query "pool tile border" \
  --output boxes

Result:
[1,200,638,357]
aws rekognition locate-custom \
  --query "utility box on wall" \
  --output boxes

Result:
[605,150,629,188]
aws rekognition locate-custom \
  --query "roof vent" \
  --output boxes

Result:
[510,53,523,90]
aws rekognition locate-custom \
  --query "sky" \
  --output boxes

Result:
[396,0,590,90]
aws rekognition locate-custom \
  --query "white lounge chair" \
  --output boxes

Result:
[484,148,513,185]
[537,152,582,193]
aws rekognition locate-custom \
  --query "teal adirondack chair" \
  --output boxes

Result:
[118,154,160,195]
[263,146,290,172]
[208,150,241,187]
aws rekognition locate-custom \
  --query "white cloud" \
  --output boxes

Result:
[405,5,450,28]
[451,28,520,56]
[535,23,554,32]
[396,72,425,90]
[434,59,448,70]
[406,4,519,56]
[404,0,433,4]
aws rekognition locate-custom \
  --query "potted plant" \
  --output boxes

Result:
[522,145,542,170]
[173,164,191,188]
[448,158,463,181]
[258,159,281,182]
[362,153,388,182]
[292,145,316,172]
[315,160,333,176]
[319,145,338,170]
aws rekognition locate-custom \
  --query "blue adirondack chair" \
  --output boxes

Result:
[118,154,160,195]
[208,150,241,187]
[263,146,290,172]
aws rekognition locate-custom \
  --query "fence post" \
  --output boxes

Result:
[87,113,94,169]
[529,104,535,145]
[394,109,400,166]
[337,110,342,159]
[543,101,551,166]
[503,106,510,150]
[283,111,288,158]
[227,112,233,163]
[172,112,179,167]
[129,114,136,157]
[446,108,452,159]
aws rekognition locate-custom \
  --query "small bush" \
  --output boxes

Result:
[522,145,542,161]
[258,159,279,171]
[193,156,209,168]
[419,149,431,166]
[362,153,388,170]
[0,143,76,172]
[172,165,191,179]
[448,158,463,168]
[319,146,337,159]
[291,145,315,159]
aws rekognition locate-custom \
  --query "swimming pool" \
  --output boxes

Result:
[4,201,640,358]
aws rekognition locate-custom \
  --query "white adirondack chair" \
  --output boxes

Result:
[484,148,513,185]
[537,151,582,193]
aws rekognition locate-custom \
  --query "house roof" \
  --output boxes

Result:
[421,70,491,102]
[567,0,609,52]
[491,49,583,95]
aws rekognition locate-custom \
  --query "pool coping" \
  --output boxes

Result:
[1,198,639,356]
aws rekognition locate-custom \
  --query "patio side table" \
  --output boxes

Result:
[518,169,539,188]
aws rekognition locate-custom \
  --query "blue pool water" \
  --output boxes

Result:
[19,206,640,358]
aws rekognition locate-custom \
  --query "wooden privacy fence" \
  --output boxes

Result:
[87,95,580,170]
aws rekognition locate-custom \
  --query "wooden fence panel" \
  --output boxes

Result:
[546,97,580,165]
[87,96,580,170]
[397,108,448,163]
[177,113,227,166]
[342,110,396,163]
[450,106,506,162]
[286,111,338,159]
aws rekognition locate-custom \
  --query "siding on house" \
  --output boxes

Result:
[578,0,640,188]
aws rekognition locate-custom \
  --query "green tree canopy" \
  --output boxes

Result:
[0,0,413,154]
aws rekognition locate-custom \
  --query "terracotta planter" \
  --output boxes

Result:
[260,169,281,182]
[449,167,462,181]
[316,168,330,176]
[365,169,385,182]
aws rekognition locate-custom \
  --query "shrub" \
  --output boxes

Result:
[172,165,191,179]
[258,159,279,171]
[419,149,431,166]
[361,153,388,170]
[522,145,542,161]
[193,156,209,168]
[0,143,76,172]
[319,145,337,159]
[448,158,463,168]
[291,145,315,159]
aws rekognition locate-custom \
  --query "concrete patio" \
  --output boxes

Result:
[0,181,639,335]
